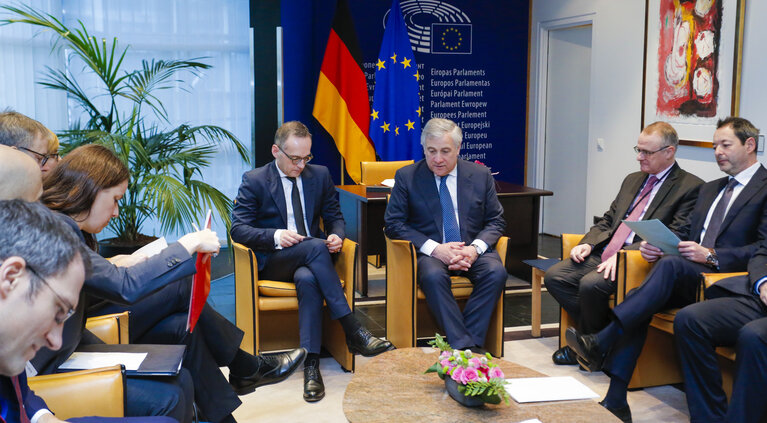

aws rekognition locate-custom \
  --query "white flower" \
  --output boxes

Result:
[464,349,473,357]
[480,357,488,365]
[453,350,461,358]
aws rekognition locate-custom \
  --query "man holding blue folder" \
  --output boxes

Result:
[568,117,767,422]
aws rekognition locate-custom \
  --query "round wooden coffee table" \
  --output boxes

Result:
[343,348,620,422]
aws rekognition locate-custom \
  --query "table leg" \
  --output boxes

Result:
[531,267,543,337]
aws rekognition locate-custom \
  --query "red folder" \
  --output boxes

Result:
[187,210,212,332]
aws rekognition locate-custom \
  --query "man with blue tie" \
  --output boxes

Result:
[568,117,767,422]
[231,121,392,403]
[384,117,507,353]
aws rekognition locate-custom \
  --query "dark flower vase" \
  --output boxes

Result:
[444,377,484,407]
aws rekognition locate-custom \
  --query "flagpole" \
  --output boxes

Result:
[340,157,345,185]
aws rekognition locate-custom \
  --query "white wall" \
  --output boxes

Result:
[528,0,767,232]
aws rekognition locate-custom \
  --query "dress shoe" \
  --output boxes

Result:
[551,345,578,365]
[229,347,306,395]
[346,327,394,356]
[565,327,605,372]
[303,361,325,402]
[599,400,632,423]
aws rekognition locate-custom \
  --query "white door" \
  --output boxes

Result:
[542,25,592,235]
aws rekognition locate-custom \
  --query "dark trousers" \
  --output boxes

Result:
[71,418,178,423]
[544,254,615,334]
[674,283,767,423]
[603,255,704,383]
[93,278,243,423]
[416,251,507,350]
[125,370,193,423]
[259,238,352,354]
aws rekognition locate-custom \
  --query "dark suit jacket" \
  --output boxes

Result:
[673,164,767,273]
[384,159,505,249]
[230,161,345,270]
[710,244,767,298]
[32,214,197,375]
[580,162,703,251]
[0,374,47,422]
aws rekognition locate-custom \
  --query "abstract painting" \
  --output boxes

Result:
[642,0,744,145]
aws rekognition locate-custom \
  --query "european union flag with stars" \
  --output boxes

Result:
[431,23,472,54]
[369,0,422,161]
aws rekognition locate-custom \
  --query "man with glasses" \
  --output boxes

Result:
[0,200,176,423]
[0,110,59,174]
[545,122,703,369]
[231,121,392,403]
[567,117,767,422]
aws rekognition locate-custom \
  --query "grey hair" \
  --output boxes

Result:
[0,110,48,149]
[643,121,679,148]
[274,121,312,148]
[0,200,91,298]
[420,118,462,149]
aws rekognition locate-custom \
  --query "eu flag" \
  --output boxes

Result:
[431,23,472,54]
[369,0,422,161]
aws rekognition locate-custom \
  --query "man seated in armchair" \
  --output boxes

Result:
[384,117,507,353]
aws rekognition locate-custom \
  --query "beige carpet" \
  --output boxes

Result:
[229,336,690,422]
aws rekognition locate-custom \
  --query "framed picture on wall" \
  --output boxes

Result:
[641,0,745,147]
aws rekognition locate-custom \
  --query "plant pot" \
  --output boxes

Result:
[97,235,158,258]
[444,377,484,407]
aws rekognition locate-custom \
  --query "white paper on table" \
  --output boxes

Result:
[505,376,599,403]
[132,237,168,258]
[59,352,147,371]
[517,420,543,423]
[381,178,395,188]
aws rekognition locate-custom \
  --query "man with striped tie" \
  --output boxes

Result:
[384,118,507,353]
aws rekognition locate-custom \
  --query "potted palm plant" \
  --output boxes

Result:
[1,5,250,255]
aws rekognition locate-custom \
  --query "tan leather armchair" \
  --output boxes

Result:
[85,311,130,344]
[557,234,584,348]
[28,365,126,419]
[385,236,508,357]
[232,238,357,371]
[359,160,414,185]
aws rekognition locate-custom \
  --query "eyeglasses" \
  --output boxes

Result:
[633,145,670,156]
[26,265,76,324]
[277,145,313,165]
[18,146,60,166]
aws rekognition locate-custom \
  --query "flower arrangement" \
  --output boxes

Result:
[425,334,510,405]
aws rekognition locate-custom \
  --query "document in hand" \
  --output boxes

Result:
[504,376,599,403]
[187,210,212,332]
[622,219,681,255]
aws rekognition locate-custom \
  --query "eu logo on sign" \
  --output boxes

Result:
[431,23,472,54]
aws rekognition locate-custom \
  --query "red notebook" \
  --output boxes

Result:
[187,210,212,332]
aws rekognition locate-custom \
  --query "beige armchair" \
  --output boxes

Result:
[359,160,414,186]
[232,238,357,371]
[29,365,127,419]
[385,236,508,357]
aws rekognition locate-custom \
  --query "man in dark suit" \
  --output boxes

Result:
[231,121,392,403]
[545,122,703,365]
[675,247,767,423]
[568,117,767,422]
[384,118,507,353]
[0,200,173,423]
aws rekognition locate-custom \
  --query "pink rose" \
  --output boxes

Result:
[468,357,482,368]
[488,367,504,379]
[461,367,480,384]
[451,366,464,382]
[440,358,452,368]
[440,351,452,360]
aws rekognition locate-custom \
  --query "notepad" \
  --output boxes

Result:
[505,376,599,403]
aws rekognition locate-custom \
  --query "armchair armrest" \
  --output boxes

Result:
[615,250,654,304]
[699,272,749,301]
[85,311,130,344]
[28,365,126,419]
[561,234,585,259]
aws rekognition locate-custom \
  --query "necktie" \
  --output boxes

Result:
[287,177,307,236]
[11,376,29,423]
[701,178,739,248]
[601,176,660,261]
[440,176,461,243]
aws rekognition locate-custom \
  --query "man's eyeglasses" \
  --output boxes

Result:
[18,146,60,166]
[633,145,670,156]
[26,265,75,324]
[277,145,313,165]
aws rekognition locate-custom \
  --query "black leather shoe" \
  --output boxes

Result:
[552,345,578,365]
[303,361,325,402]
[565,327,605,372]
[599,400,632,423]
[228,347,306,395]
[346,327,394,356]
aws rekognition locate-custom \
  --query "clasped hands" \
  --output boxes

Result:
[432,242,478,271]
[279,230,342,253]
[570,244,619,282]
[640,240,708,264]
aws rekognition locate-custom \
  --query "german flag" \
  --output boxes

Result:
[312,0,376,183]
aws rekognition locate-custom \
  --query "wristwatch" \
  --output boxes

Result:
[705,248,719,270]
[470,243,482,255]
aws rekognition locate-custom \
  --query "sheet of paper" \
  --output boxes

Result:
[381,178,395,187]
[132,237,168,258]
[517,420,543,423]
[622,219,681,255]
[59,352,147,371]
[504,376,599,403]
